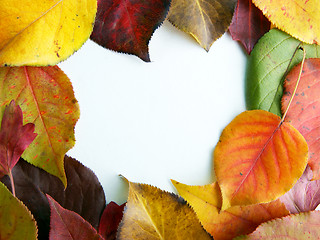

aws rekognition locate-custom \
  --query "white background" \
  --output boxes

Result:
[59,21,247,204]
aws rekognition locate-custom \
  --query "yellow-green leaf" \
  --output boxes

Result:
[0,0,97,66]
[0,66,79,186]
[252,0,320,45]
[168,0,237,51]
[0,182,37,240]
[117,180,212,240]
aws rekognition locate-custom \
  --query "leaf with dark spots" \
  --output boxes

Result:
[47,195,104,240]
[90,0,171,62]
[229,0,271,54]
[0,100,37,178]
[0,156,106,240]
[99,201,125,240]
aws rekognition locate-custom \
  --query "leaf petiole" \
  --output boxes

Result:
[8,169,16,197]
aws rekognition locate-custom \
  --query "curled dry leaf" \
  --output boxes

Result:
[214,110,308,210]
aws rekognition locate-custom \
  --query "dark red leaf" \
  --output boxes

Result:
[47,194,104,240]
[90,0,171,62]
[229,0,271,54]
[99,201,125,240]
[0,100,37,178]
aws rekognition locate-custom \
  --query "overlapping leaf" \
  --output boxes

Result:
[47,195,104,240]
[0,101,36,178]
[0,0,97,66]
[117,180,212,239]
[214,110,308,210]
[90,0,170,62]
[0,156,105,239]
[229,0,270,54]
[282,58,320,180]
[168,0,237,51]
[0,182,37,240]
[246,29,320,116]
[237,211,320,239]
[252,0,320,45]
[172,180,289,240]
[0,66,80,186]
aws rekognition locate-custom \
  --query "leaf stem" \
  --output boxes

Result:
[8,169,16,197]
[281,46,306,123]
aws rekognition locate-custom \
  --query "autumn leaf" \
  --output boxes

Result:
[0,66,80,186]
[252,0,320,45]
[1,156,105,240]
[0,0,97,66]
[0,182,37,240]
[90,0,170,62]
[47,195,104,240]
[282,58,320,180]
[228,0,270,54]
[99,201,125,240]
[117,180,212,240]
[246,29,320,116]
[0,101,37,178]
[214,110,308,210]
[237,211,320,239]
[168,0,237,51]
[172,180,289,240]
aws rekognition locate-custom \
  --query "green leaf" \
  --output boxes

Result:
[245,28,320,116]
[0,182,37,240]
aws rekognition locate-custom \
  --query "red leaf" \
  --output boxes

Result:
[0,101,37,178]
[99,201,125,240]
[47,194,104,240]
[229,0,271,54]
[90,0,170,62]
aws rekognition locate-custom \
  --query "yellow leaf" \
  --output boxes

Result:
[252,0,320,44]
[0,0,97,66]
[117,180,212,240]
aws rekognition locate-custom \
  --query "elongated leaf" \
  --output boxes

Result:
[47,195,104,240]
[237,211,320,239]
[0,182,37,240]
[0,0,97,66]
[0,101,36,178]
[282,58,320,180]
[117,180,212,240]
[172,180,289,240]
[168,0,237,51]
[229,0,270,54]
[214,110,308,210]
[0,66,79,186]
[280,166,320,214]
[252,0,320,45]
[1,156,105,240]
[90,0,170,62]
[246,29,320,116]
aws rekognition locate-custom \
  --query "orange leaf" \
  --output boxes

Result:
[214,110,308,210]
[282,58,320,180]
[0,66,79,186]
[172,180,289,240]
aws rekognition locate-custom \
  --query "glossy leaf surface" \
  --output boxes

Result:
[91,0,170,62]
[117,180,212,240]
[229,0,270,54]
[0,101,36,178]
[0,66,80,186]
[172,180,289,240]
[168,0,237,51]
[214,110,308,210]
[252,0,320,45]
[282,58,320,180]
[0,0,97,66]
[238,211,320,239]
[47,195,104,240]
[0,182,37,240]
[246,29,320,116]
[1,156,105,240]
